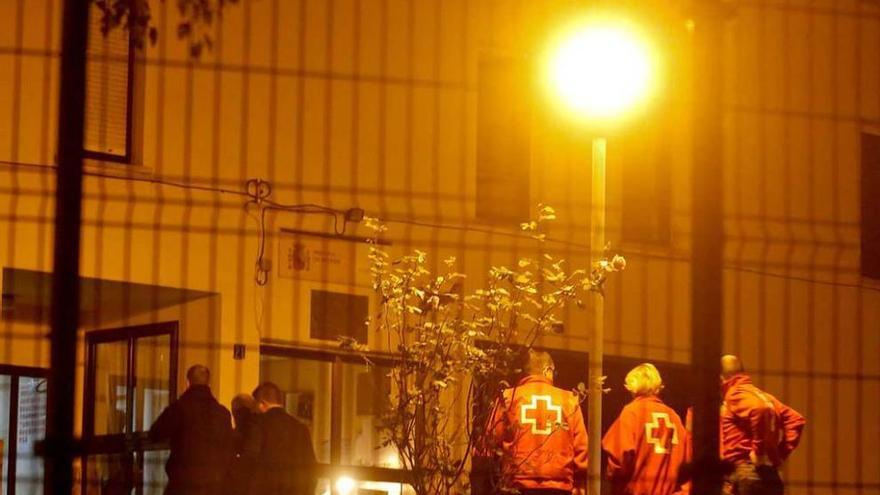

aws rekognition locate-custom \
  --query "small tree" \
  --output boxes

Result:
[359,207,625,495]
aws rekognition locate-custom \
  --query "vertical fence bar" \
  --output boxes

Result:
[46,1,89,493]
[588,136,606,495]
[691,0,724,494]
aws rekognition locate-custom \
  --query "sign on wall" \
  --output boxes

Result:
[278,232,359,285]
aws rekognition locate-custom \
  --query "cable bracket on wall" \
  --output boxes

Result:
[244,178,365,286]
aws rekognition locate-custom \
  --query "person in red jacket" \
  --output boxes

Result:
[489,350,589,495]
[720,355,806,495]
[602,363,691,495]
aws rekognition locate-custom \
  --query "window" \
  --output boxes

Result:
[85,325,177,437]
[261,353,334,463]
[862,132,880,279]
[260,346,409,493]
[618,118,671,245]
[340,361,393,467]
[83,4,142,163]
[310,290,369,343]
[476,57,531,224]
[0,366,48,495]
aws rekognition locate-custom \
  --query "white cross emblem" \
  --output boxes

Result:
[645,412,679,454]
[520,395,563,436]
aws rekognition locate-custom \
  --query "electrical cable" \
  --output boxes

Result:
[0,159,252,198]
[3,160,874,292]
[244,178,348,285]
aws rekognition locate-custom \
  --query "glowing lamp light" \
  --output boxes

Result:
[335,476,357,495]
[546,19,657,121]
[381,450,402,469]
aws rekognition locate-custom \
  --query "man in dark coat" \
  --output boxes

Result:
[244,381,318,494]
[225,394,258,495]
[149,364,234,494]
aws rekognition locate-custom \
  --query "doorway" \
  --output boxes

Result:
[82,322,179,495]
[0,365,48,495]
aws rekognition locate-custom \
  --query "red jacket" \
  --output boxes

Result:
[720,374,806,467]
[489,375,589,491]
[602,396,690,495]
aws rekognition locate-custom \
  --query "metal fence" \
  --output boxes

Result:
[0,0,878,493]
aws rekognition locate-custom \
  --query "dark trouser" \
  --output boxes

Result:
[725,463,784,495]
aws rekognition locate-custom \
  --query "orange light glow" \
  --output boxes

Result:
[545,17,658,123]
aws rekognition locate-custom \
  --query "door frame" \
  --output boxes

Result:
[83,321,179,439]
[82,321,179,494]
[0,364,49,495]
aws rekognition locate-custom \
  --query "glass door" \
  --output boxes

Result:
[83,322,178,495]
[0,366,49,495]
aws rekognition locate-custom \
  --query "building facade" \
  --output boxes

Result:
[0,0,877,493]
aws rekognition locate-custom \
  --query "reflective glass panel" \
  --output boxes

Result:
[260,354,333,463]
[92,340,129,435]
[133,334,171,432]
[15,376,46,495]
[340,362,398,468]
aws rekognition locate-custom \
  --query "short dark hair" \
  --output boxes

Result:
[186,364,211,386]
[231,393,256,414]
[253,381,284,406]
[525,350,555,376]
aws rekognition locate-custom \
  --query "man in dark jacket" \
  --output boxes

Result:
[225,394,258,495]
[244,381,318,494]
[149,364,234,494]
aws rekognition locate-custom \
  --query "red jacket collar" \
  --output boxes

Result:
[721,373,752,395]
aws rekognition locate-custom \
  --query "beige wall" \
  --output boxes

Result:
[719,2,880,493]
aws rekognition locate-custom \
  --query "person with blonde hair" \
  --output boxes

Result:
[624,363,665,396]
[603,363,690,495]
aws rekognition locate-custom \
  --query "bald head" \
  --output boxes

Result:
[720,355,745,379]
[186,364,211,387]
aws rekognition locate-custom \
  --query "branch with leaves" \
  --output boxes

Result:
[92,0,239,57]
[353,207,625,495]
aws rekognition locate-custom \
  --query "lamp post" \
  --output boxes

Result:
[546,19,657,495]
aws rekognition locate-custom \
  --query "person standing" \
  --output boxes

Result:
[489,350,589,495]
[149,364,234,495]
[225,394,258,495]
[720,355,806,495]
[602,363,690,495]
[244,382,318,494]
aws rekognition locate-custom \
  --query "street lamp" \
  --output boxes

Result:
[544,16,658,495]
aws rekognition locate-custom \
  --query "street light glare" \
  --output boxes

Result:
[335,476,357,495]
[547,21,656,121]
